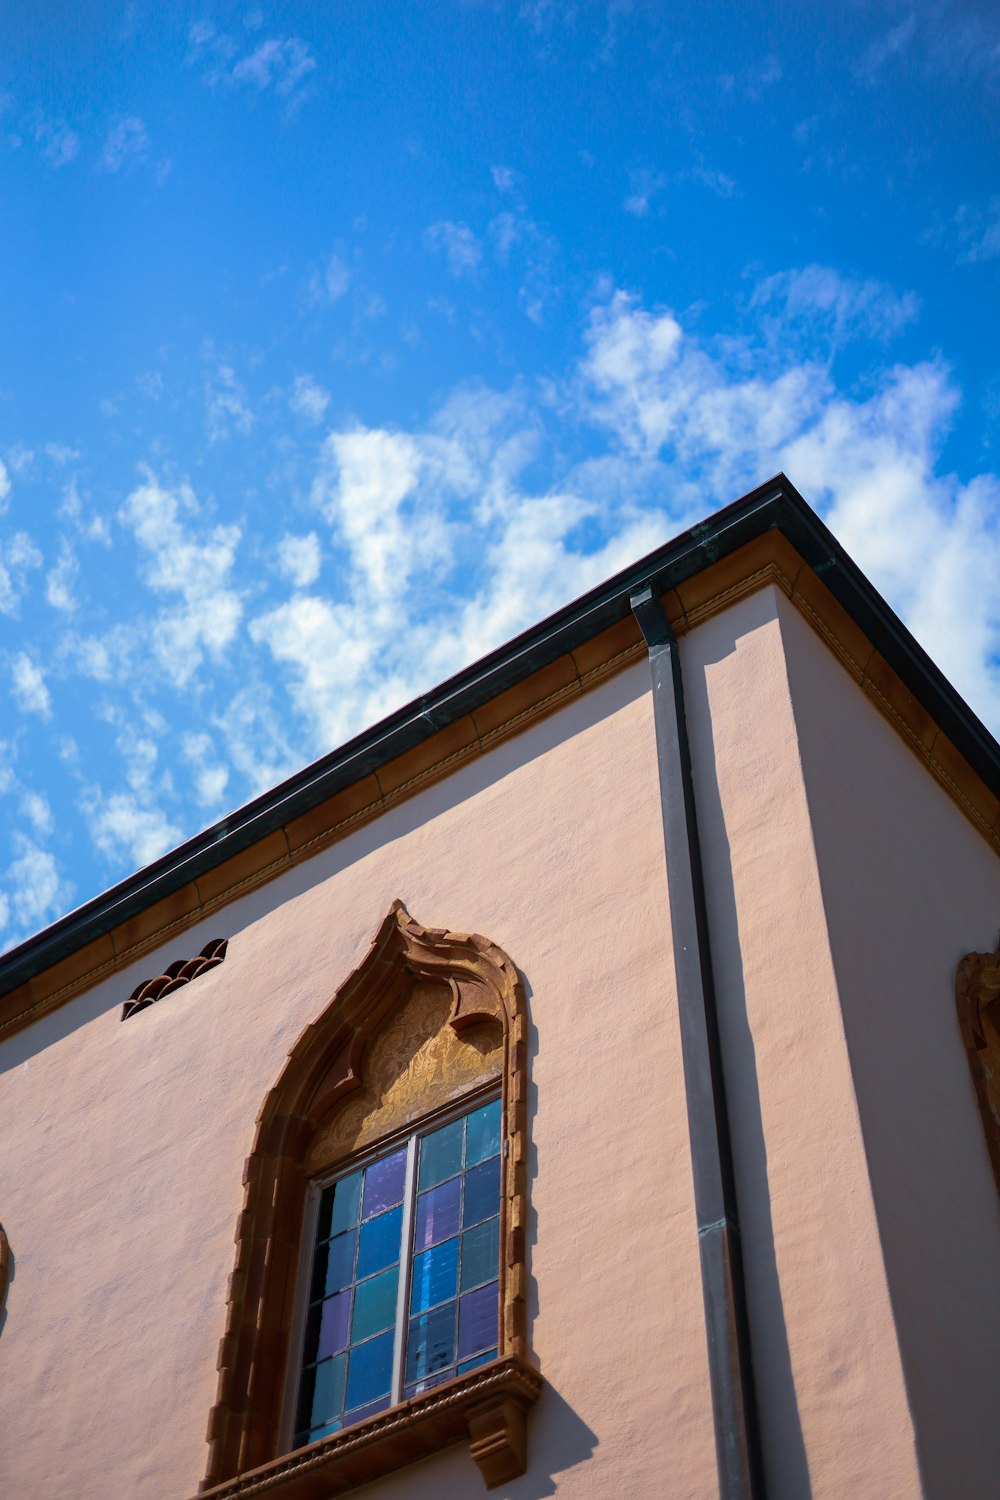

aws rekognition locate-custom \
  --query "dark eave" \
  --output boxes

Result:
[2,472,998,999]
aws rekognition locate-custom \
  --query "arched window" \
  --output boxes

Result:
[200,902,541,1497]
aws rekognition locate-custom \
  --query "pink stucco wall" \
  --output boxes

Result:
[682,586,924,1499]
[0,665,719,1499]
[4,579,997,1500]
[779,592,1000,1500]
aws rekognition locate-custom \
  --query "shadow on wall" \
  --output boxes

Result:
[681,614,812,1500]
[0,1225,12,1339]
[510,1379,599,1498]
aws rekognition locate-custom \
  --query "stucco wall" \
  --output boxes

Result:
[779,593,1000,1500]
[682,586,924,1500]
[0,664,719,1500]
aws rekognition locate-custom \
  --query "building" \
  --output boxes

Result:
[1,476,998,1499]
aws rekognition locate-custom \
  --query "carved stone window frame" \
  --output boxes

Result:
[956,934,1000,1192]
[196,902,540,1498]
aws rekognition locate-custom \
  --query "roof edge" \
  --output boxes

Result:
[2,473,998,1002]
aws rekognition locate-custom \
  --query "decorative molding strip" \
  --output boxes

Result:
[194,1357,542,1498]
[121,938,228,1020]
[956,935,1000,1192]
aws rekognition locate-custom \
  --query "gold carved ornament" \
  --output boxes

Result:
[196,902,539,1499]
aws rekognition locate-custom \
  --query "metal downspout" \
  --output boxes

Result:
[630,585,764,1500]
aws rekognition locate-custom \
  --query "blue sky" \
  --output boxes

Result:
[0,0,998,945]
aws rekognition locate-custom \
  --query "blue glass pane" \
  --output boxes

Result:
[463,1156,500,1228]
[311,1229,357,1301]
[343,1395,391,1427]
[356,1204,402,1280]
[404,1368,454,1400]
[457,1348,497,1375]
[405,1303,456,1383]
[466,1099,501,1166]
[417,1117,463,1191]
[297,1351,346,1433]
[351,1265,398,1343]
[414,1176,461,1251]
[458,1281,498,1360]
[410,1235,459,1315]
[319,1171,362,1239]
[305,1417,340,1444]
[345,1329,394,1410]
[461,1215,500,1293]
[362,1149,407,1220]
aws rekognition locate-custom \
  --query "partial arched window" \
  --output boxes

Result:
[201,902,541,1497]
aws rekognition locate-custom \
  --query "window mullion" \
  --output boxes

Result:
[390,1134,418,1404]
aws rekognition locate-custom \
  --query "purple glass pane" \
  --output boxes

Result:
[343,1395,391,1427]
[316,1289,351,1360]
[414,1176,461,1251]
[362,1149,407,1220]
[458,1281,498,1361]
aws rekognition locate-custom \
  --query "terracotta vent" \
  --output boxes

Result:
[121,938,228,1021]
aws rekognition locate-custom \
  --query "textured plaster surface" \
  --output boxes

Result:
[0,665,719,1500]
[682,586,923,1500]
[779,593,1000,1500]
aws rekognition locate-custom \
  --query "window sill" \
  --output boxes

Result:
[195,1355,543,1497]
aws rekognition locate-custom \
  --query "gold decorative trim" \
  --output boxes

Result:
[201,903,535,1494]
[956,936,1000,1192]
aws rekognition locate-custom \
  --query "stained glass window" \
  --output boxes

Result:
[292,1096,502,1449]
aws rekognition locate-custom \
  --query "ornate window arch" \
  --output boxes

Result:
[199,902,541,1498]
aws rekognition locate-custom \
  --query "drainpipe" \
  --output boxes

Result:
[630,585,764,1500]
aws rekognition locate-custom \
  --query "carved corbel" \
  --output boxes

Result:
[466,1391,530,1488]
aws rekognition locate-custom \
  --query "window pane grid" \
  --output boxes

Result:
[294,1097,502,1447]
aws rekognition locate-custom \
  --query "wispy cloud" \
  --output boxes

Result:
[289,374,331,423]
[205,364,254,442]
[424,221,482,279]
[118,470,243,687]
[856,14,917,84]
[306,253,352,307]
[100,115,150,173]
[623,168,665,219]
[33,116,79,169]
[750,265,921,349]
[11,654,52,718]
[188,20,317,112]
[276,532,322,588]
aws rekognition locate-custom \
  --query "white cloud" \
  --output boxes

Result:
[424,221,482,279]
[276,531,322,588]
[289,374,330,422]
[20,791,53,837]
[119,471,243,687]
[248,283,1000,755]
[623,168,665,218]
[4,835,69,934]
[491,164,517,192]
[751,265,921,346]
[83,790,182,871]
[206,364,254,442]
[45,542,78,611]
[0,457,10,506]
[189,21,316,110]
[34,117,79,168]
[100,115,149,172]
[45,442,81,466]
[11,654,51,717]
[0,531,42,615]
[180,731,230,808]
[307,253,352,305]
